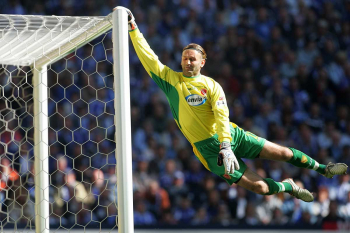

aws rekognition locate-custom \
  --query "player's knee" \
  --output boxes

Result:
[279,147,293,161]
[252,180,269,195]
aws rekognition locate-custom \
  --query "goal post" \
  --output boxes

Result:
[33,66,50,232]
[112,9,134,233]
[0,8,134,233]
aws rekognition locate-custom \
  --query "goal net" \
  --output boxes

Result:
[0,10,133,233]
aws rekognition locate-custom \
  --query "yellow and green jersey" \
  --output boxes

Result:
[130,29,232,146]
[130,28,268,183]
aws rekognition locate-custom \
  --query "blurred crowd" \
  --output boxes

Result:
[1,0,350,230]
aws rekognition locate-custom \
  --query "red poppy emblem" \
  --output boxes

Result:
[201,89,207,96]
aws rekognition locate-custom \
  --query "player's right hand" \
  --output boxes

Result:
[113,6,138,31]
[217,142,240,174]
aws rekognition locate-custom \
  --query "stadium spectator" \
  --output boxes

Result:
[191,207,210,225]
[321,200,345,230]
[134,200,157,225]
[256,194,283,225]
[243,202,259,225]
[173,196,196,224]
[145,180,171,218]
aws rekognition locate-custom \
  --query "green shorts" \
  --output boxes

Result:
[193,123,266,185]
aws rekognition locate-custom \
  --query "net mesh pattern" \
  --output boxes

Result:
[0,29,118,232]
[0,14,112,67]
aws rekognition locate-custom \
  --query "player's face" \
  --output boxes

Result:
[181,49,205,77]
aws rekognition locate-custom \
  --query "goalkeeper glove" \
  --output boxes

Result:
[114,6,138,31]
[217,142,240,174]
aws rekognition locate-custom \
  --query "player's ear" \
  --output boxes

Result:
[200,59,206,68]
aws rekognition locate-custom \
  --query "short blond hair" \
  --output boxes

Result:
[183,43,207,59]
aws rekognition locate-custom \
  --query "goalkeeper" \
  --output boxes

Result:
[117,7,348,202]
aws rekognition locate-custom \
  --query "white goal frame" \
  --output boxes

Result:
[0,8,134,233]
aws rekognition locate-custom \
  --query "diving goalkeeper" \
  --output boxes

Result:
[117,7,348,202]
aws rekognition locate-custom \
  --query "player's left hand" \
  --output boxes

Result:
[217,142,240,174]
[113,6,138,31]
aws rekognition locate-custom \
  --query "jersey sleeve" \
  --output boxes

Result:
[210,82,232,143]
[129,29,176,88]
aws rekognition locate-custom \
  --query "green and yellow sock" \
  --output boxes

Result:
[264,178,293,195]
[288,148,326,175]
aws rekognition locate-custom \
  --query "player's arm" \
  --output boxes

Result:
[210,82,231,143]
[115,7,173,85]
[210,82,239,174]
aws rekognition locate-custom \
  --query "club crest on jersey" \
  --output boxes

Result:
[186,94,206,106]
[201,88,207,96]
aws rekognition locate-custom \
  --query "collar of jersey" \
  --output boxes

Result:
[182,73,201,79]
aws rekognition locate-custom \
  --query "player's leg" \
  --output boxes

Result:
[259,140,348,178]
[235,167,270,195]
[236,167,314,202]
[192,134,314,202]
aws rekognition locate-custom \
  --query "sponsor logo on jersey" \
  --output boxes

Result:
[186,94,206,106]
[219,96,224,100]
[201,88,207,96]
[223,174,231,180]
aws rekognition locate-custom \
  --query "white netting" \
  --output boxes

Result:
[0,14,112,67]
[0,14,119,232]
